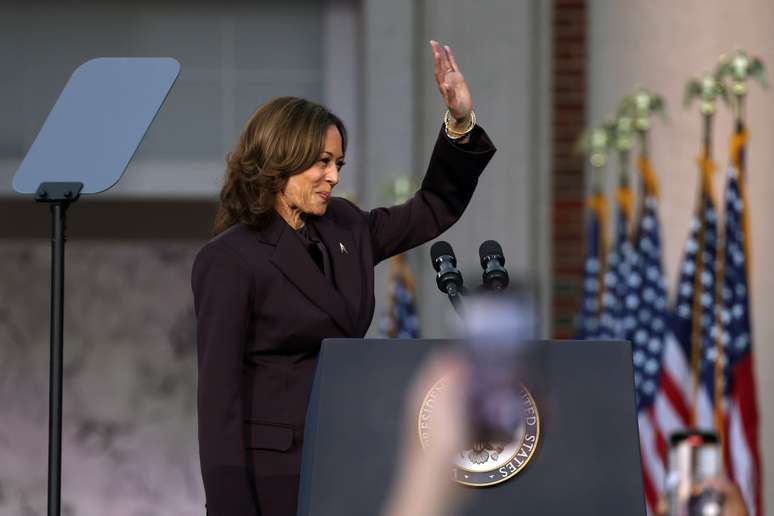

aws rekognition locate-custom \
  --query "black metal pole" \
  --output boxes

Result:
[447,285,465,316]
[736,96,746,175]
[47,201,67,516]
[34,182,81,516]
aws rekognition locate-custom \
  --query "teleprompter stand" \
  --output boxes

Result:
[35,181,82,516]
[13,58,179,515]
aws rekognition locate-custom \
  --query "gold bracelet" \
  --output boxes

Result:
[443,109,476,139]
[444,109,476,133]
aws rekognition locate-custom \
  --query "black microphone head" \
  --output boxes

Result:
[430,241,456,271]
[479,240,504,267]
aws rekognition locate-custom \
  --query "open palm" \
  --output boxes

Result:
[430,40,473,122]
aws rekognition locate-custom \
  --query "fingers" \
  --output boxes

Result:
[432,40,450,71]
[654,496,667,516]
[430,39,450,93]
[430,39,452,77]
[430,39,451,103]
[430,40,465,105]
[699,476,734,494]
[440,46,451,74]
[696,477,749,516]
[444,45,460,73]
[430,40,443,86]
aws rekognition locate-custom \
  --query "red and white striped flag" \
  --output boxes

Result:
[638,134,762,515]
[709,130,762,515]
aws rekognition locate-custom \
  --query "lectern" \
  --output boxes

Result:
[298,339,646,516]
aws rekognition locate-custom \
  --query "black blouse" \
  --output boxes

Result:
[296,222,335,286]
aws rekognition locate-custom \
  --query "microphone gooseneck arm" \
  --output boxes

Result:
[444,282,465,316]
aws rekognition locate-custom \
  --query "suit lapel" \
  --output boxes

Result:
[312,216,363,328]
[265,219,353,333]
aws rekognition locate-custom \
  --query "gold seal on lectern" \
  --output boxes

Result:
[417,377,541,487]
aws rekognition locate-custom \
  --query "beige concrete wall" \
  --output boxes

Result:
[589,0,774,508]
[0,241,202,515]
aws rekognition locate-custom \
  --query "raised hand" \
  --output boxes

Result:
[430,40,473,126]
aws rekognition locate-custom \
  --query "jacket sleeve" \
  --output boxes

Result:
[191,242,259,516]
[367,125,496,264]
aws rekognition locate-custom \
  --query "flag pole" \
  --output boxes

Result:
[633,89,665,218]
[610,109,634,242]
[619,88,665,240]
[576,125,612,320]
[717,50,768,281]
[611,114,633,191]
[687,69,729,443]
[683,71,723,427]
[712,50,766,467]
[606,113,635,300]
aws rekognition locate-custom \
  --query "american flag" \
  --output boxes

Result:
[636,148,762,515]
[709,135,762,515]
[378,254,420,338]
[621,157,675,513]
[628,194,669,405]
[636,159,715,513]
[668,159,719,435]
[576,140,762,514]
[576,191,608,339]
[598,186,634,340]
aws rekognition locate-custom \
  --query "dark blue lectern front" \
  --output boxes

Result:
[298,339,647,516]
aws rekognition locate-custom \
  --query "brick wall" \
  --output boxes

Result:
[551,0,587,338]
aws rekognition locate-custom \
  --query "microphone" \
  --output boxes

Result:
[479,240,509,291]
[430,241,463,297]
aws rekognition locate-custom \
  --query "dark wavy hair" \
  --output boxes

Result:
[213,97,347,234]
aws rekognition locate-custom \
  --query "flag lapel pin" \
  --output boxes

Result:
[339,242,348,254]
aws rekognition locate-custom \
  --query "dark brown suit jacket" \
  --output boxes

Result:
[191,126,495,515]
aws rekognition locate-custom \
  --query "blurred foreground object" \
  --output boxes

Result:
[382,352,467,516]
[665,430,724,516]
[461,295,537,444]
[658,430,748,516]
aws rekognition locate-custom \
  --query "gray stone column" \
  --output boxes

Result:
[361,0,420,335]
[414,0,552,337]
